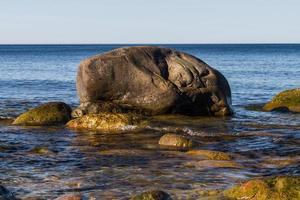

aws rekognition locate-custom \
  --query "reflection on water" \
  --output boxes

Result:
[0,44,300,199]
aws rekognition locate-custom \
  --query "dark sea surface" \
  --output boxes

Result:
[0,44,300,199]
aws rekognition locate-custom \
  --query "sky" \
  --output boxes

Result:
[0,0,300,44]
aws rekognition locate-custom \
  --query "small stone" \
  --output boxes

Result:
[158,133,194,148]
[186,150,232,160]
[185,160,241,169]
[131,190,173,200]
[28,147,52,155]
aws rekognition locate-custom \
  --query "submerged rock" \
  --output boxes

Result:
[67,112,146,132]
[28,147,52,155]
[54,194,83,200]
[186,150,232,160]
[13,102,72,126]
[263,88,300,112]
[0,185,18,200]
[223,176,300,200]
[76,46,232,116]
[185,160,241,169]
[158,133,194,148]
[131,190,173,200]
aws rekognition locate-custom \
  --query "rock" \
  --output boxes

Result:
[54,194,82,200]
[263,88,300,112]
[259,156,300,168]
[223,176,300,200]
[12,102,72,126]
[28,147,52,155]
[71,101,143,118]
[158,133,194,148]
[131,190,173,200]
[186,150,232,160]
[76,46,232,116]
[67,112,146,132]
[0,185,18,200]
[185,160,241,169]
[196,190,224,200]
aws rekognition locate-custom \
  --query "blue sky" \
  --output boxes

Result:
[0,0,299,44]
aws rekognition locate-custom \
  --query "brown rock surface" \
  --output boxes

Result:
[75,46,232,116]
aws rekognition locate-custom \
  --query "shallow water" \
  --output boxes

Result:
[0,44,300,199]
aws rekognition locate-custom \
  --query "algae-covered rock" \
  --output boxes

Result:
[131,190,173,200]
[185,160,241,169]
[263,88,300,112]
[196,190,224,200]
[158,133,194,149]
[67,112,146,132]
[28,147,52,155]
[186,150,232,160]
[13,102,72,126]
[223,176,300,200]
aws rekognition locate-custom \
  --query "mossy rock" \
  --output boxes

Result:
[196,190,225,200]
[263,89,300,112]
[158,133,194,149]
[130,190,173,200]
[186,150,232,160]
[185,160,241,169]
[66,112,146,132]
[13,102,72,126]
[28,147,52,155]
[223,176,300,200]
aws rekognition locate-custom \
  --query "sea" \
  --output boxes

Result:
[0,44,300,199]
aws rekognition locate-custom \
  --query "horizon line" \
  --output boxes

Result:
[0,42,300,46]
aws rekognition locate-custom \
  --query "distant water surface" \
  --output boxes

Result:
[0,44,299,199]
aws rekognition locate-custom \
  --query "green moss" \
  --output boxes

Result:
[130,190,173,200]
[158,133,194,149]
[29,147,52,155]
[67,112,147,132]
[263,89,300,112]
[13,102,72,126]
[223,176,300,200]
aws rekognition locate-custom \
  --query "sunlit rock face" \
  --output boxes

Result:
[263,88,300,113]
[76,46,233,116]
[67,112,146,132]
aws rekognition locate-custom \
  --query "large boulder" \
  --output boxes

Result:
[75,46,232,116]
[13,102,72,126]
[263,88,300,113]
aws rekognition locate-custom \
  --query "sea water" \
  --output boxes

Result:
[0,44,299,199]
